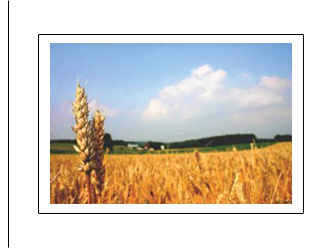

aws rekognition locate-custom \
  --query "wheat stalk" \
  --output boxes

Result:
[229,173,239,204]
[270,171,283,204]
[71,81,95,204]
[50,171,61,184]
[91,110,106,204]
[251,180,259,204]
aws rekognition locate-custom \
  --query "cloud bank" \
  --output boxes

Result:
[89,99,120,117]
[159,65,226,102]
[141,64,291,122]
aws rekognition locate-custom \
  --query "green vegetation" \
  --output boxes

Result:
[50,133,113,151]
[51,141,277,155]
[50,142,76,154]
[51,133,291,155]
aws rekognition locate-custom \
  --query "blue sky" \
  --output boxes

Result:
[50,43,292,142]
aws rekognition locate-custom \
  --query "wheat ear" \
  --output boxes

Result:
[72,81,95,204]
[90,110,106,204]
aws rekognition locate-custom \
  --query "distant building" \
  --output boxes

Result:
[127,143,139,149]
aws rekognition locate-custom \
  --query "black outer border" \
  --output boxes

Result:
[38,34,304,214]
[8,1,9,247]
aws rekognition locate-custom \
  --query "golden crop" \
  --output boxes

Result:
[50,142,292,204]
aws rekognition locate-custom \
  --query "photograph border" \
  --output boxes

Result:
[39,34,304,214]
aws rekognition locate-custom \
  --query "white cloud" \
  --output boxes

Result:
[89,99,119,117]
[142,99,171,120]
[199,70,227,101]
[260,76,291,91]
[192,65,213,77]
[141,99,179,120]
[231,87,284,107]
[181,106,196,119]
[231,76,291,108]
[143,64,226,121]
[159,64,226,102]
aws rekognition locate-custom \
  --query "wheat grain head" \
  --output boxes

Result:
[91,110,106,202]
[71,81,95,174]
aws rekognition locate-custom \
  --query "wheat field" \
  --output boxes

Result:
[50,142,292,204]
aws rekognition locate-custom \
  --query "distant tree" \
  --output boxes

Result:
[257,138,274,142]
[50,139,76,144]
[209,134,257,146]
[274,135,292,142]
[113,139,128,146]
[104,133,114,151]
[168,134,257,148]
[147,141,163,150]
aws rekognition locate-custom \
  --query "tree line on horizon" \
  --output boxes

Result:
[51,133,292,151]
